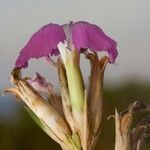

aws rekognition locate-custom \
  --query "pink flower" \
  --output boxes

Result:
[15,21,118,68]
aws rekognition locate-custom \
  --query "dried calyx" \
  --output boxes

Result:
[5,68,78,150]
[114,101,150,150]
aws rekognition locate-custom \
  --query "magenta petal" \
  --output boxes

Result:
[15,24,66,68]
[72,21,118,63]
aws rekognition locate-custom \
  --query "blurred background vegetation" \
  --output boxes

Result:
[1,0,150,149]
[0,81,150,150]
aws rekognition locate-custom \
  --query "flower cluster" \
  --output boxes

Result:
[5,21,117,150]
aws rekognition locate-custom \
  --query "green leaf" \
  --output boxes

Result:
[24,106,50,133]
[71,132,81,150]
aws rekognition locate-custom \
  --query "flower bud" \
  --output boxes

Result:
[57,41,85,112]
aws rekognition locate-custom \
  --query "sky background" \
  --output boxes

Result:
[0,0,150,90]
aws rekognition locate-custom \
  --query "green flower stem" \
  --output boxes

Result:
[65,50,84,112]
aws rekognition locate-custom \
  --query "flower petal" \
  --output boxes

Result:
[15,24,66,68]
[72,21,118,63]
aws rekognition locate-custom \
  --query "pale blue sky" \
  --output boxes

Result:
[0,0,150,89]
